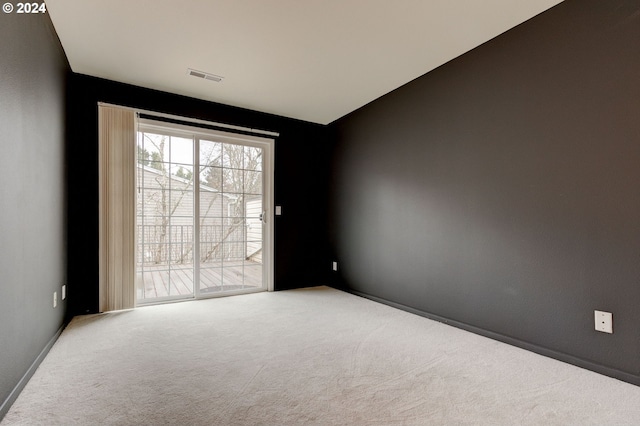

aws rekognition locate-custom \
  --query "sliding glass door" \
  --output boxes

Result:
[135,120,273,304]
[197,139,265,295]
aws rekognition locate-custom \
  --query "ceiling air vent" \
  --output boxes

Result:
[187,68,224,83]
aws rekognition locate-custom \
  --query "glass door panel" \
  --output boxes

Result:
[198,140,264,296]
[137,131,194,302]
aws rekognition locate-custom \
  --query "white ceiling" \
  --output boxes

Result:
[46,0,563,125]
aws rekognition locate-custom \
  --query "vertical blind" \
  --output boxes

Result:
[98,105,136,312]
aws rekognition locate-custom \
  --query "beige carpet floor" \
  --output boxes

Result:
[3,286,640,425]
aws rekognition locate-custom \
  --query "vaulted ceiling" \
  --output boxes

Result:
[47,0,563,124]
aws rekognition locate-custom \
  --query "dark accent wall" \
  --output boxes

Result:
[67,75,332,315]
[0,13,69,416]
[329,0,640,384]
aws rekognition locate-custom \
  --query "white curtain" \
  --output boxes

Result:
[98,105,136,312]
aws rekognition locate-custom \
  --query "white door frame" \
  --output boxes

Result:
[137,118,274,303]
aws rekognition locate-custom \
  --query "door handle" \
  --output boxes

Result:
[259,211,266,224]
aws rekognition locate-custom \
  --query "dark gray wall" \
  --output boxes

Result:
[0,12,69,416]
[330,0,640,384]
[67,75,333,315]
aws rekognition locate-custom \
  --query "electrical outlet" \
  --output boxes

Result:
[53,291,57,308]
[332,261,338,271]
[62,284,66,300]
[594,310,613,333]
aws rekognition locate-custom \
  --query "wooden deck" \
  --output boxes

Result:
[136,260,263,301]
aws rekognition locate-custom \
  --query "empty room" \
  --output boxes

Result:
[1,0,640,424]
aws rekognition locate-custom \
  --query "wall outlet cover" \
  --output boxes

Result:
[594,310,613,334]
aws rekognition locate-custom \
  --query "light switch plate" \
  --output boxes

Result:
[275,206,282,216]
